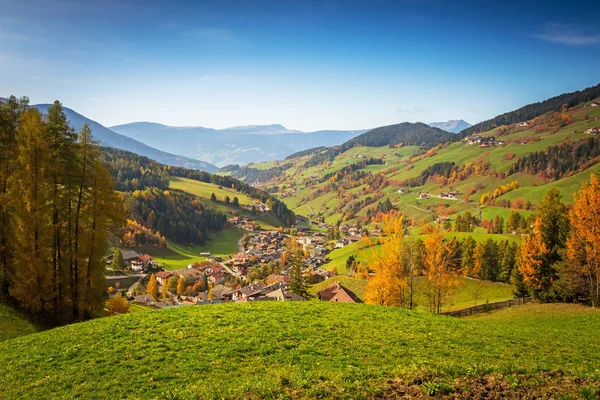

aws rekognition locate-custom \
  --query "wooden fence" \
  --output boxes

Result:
[442,297,535,317]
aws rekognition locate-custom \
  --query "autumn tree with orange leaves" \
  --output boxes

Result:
[423,228,461,314]
[567,174,600,307]
[518,218,552,298]
[364,213,422,309]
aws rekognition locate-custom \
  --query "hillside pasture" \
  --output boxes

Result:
[2,302,599,399]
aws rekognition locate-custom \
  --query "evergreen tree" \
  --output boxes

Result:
[289,254,312,299]
[113,248,126,272]
[537,188,569,266]
[210,192,217,202]
[232,197,239,207]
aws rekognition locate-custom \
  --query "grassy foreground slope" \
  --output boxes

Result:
[2,302,599,399]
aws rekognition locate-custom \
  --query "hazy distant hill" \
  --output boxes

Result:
[32,105,218,172]
[428,119,471,133]
[110,122,367,167]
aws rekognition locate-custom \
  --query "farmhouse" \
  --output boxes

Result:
[131,254,153,272]
[121,250,140,266]
[317,283,362,304]
[586,127,600,135]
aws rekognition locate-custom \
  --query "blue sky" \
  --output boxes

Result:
[1,0,599,131]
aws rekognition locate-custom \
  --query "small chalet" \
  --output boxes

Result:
[317,283,363,304]
[155,271,173,284]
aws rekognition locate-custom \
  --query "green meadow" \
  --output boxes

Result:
[1,302,599,399]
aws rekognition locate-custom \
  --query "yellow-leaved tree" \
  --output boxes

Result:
[567,174,600,307]
[519,217,550,297]
[423,227,460,314]
[365,213,421,309]
[146,274,159,299]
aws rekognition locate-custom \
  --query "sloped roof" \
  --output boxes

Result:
[317,283,362,303]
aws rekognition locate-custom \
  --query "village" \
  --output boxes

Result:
[105,216,365,311]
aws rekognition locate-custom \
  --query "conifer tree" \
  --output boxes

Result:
[289,253,312,299]
[9,108,55,315]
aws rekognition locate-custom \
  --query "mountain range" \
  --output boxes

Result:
[428,119,471,133]
[31,104,219,172]
[109,122,368,167]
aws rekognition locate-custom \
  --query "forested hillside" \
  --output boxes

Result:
[102,147,295,248]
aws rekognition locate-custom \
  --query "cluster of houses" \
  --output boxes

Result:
[464,136,506,148]
[133,277,362,308]
[586,127,600,135]
[226,230,289,277]
[334,225,370,249]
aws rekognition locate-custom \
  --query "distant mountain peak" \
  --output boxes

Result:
[428,119,472,133]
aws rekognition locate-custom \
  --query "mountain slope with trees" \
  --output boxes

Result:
[460,83,600,136]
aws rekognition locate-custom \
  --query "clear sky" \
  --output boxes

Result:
[1,0,599,131]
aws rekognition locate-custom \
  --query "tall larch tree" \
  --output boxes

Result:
[0,96,28,298]
[519,217,552,298]
[45,101,77,317]
[147,274,159,299]
[8,109,55,315]
[567,174,600,307]
[423,227,460,314]
[365,213,419,308]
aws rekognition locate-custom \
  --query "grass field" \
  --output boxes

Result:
[0,303,41,342]
[169,176,254,205]
[1,302,599,398]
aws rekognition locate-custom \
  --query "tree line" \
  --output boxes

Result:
[0,97,123,324]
